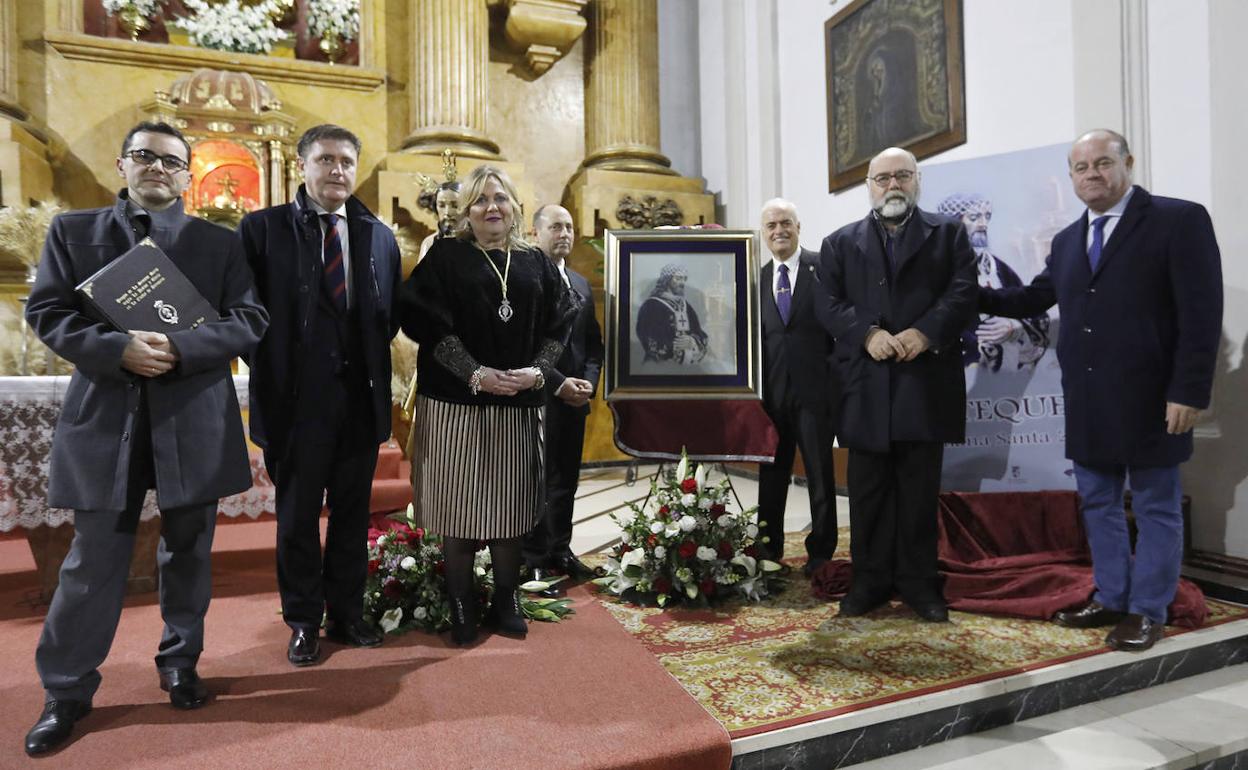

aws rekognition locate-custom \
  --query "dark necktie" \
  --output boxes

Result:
[776,263,792,324]
[1087,215,1110,272]
[885,233,898,277]
[322,213,346,312]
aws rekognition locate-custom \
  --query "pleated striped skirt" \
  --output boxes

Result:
[409,395,545,539]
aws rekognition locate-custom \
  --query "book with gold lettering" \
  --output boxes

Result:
[75,237,218,332]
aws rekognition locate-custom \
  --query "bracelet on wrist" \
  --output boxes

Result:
[469,367,486,396]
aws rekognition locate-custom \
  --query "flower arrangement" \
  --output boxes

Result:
[364,506,574,635]
[102,0,164,18]
[307,0,362,43]
[174,0,289,54]
[595,451,782,607]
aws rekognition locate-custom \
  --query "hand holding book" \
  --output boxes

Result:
[121,330,178,377]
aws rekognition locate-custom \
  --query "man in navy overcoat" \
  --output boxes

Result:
[980,129,1223,651]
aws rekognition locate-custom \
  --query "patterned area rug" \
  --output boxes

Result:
[591,531,1248,738]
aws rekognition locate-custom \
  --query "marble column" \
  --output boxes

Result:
[402,0,501,159]
[582,0,673,174]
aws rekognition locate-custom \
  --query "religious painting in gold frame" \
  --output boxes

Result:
[824,0,966,192]
[603,229,762,401]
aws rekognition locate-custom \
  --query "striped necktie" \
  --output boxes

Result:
[322,213,346,312]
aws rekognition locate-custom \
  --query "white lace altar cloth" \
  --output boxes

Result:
[0,375,274,531]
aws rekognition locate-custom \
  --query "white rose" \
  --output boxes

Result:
[716,514,734,528]
[681,493,696,506]
[650,521,665,534]
[665,524,680,538]
[746,523,759,538]
[399,556,416,570]
[413,606,428,620]
[696,546,717,561]
[653,545,667,559]
[679,516,698,532]
[376,535,388,548]
[698,497,713,510]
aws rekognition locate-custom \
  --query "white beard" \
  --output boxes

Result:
[879,197,910,219]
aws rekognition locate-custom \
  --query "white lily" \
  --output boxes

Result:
[675,454,688,482]
[379,607,403,633]
[621,548,647,571]
[731,553,758,575]
[694,463,707,492]
[760,559,784,572]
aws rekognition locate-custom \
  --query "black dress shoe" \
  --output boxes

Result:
[554,553,600,581]
[449,594,479,645]
[909,600,950,623]
[326,618,383,648]
[287,628,321,667]
[486,587,528,637]
[1106,613,1164,652]
[526,567,563,598]
[838,589,889,617]
[802,557,830,578]
[1054,600,1125,629]
[25,699,90,756]
[159,668,209,710]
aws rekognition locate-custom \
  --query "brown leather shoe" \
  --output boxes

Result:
[1053,600,1125,629]
[1106,613,1164,652]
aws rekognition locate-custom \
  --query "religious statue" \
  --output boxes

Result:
[416,149,463,260]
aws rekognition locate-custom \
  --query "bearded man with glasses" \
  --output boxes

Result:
[815,147,977,623]
[22,121,268,755]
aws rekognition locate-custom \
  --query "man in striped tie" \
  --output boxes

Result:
[980,130,1223,651]
[240,125,403,666]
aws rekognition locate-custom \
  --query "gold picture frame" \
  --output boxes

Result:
[603,229,763,401]
[824,0,967,192]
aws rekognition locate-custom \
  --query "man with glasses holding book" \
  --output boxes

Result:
[22,121,268,755]
[816,147,977,623]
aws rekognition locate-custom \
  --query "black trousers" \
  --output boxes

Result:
[267,369,378,630]
[523,401,586,567]
[846,441,944,601]
[758,396,837,561]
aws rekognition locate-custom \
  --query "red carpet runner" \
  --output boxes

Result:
[0,521,731,769]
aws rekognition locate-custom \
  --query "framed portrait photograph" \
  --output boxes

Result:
[824,0,966,192]
[603,229,762,401]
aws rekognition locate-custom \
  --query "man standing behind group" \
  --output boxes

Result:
[240,125,403,666]
[756,199,839,576]
[817,148,977,622]
[522,204,603,583]
[980,130,1222,652]
[23,122,267,755]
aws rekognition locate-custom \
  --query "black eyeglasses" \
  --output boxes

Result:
[868,170,916,186]
[123,148,190,173]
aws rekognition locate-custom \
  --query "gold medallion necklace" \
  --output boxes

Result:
[475,242,513,322]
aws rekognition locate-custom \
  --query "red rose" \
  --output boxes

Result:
[681,478,698,493]
[619,544,634,555]
[717,540,733,559]
[383,578,403,598]
[745,545,759,558]
[413,527,425,540]
[678,541,697,559]
[434,561,445,575]
[653,577,673,594]
[392,523,414,542]
[699,578,716,597]
[646,534,658,549]
[368,559,380,575]
[711,503,726,515]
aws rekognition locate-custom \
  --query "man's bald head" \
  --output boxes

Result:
[532,204,575,261]
[866,147,920,223]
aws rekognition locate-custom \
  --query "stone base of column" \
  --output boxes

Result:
[0,118,52,211]
[400,127,502,161]
[581,144,677,176]
[565,166,715,237]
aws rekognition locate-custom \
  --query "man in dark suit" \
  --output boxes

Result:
[240,125,402,666]
[980,129,1222,651]
[523,204,604,583]
[817,147,977,622]
[23,121,268,755]
[756,199,839,576]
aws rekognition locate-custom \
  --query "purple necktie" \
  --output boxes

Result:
[1088,215,1110,272]
[322,213,346,312]
[776,263,792,325]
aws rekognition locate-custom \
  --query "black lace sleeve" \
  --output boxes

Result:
[433,334,481,382]
[531,337,565,375]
